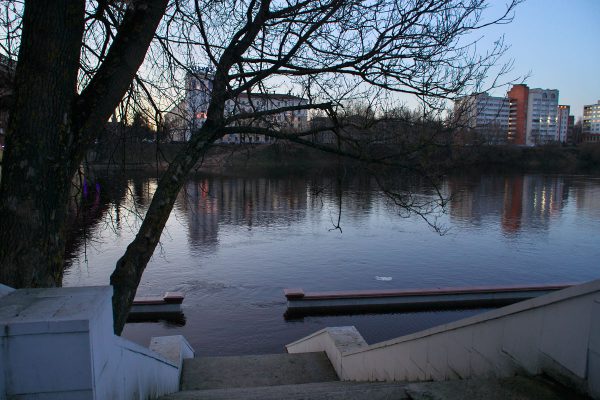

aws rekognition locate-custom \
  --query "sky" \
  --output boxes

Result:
[482,0,600,119]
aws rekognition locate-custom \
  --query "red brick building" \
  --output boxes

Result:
[507,84,529,145]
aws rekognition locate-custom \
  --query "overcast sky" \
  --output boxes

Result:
[484,0,600,118]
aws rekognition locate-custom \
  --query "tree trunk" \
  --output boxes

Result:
[0,1,85,288]
[110,1,268,333]
[111,125,219,334]
[0,0,168,291]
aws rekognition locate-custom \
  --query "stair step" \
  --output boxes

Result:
[180,352,338,390]
[160,381,409,400]
[405,376,589,400]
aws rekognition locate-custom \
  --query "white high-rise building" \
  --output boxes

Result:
[454,93,509,130]
[583,100,600,136]
[185,67,214,138]
[164,67,214,142]
[454,92,509,143]
[525,88,559,145]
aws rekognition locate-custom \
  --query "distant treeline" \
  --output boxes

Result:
[86,140,600,176]
[449,143,600,173]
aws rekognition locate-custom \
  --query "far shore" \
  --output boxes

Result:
[84,141,600,176]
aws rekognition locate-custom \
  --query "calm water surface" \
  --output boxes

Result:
[63,171,600,355]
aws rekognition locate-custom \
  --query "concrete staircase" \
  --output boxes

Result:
[159,352,408,399]
[159,352,585,400]
[405,376,590,400]
[179,353,338,390]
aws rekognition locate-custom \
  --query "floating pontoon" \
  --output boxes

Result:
[284,283,574,318]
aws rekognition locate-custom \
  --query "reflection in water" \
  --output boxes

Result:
[178,177,311,253]
[502,176,524,234]
[574,179,600,211]
[64,171,600,275]
[63,171,600,355]
[448,174,596,237]
[180,180,220,253]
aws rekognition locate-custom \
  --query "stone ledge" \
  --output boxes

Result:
[0,286,111,337]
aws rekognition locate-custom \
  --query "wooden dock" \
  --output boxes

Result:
[283,283,574,318]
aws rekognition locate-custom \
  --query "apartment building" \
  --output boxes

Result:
[166,66,308,143]
[221,92,308,144]
[454,84,566,146]
[454,93,509,131]
[526,88,559,145]
[453,92,509,144]
[507,84,559,146]
[507,84,529,145]
[557,105,571,143]
[583,101,600,142]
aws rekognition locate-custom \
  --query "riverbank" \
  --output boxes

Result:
[86,141,600,175]
[450,143,600,173]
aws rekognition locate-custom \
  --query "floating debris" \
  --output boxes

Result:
[375,276,392,281]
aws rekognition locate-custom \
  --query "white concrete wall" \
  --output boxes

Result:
[0,286,193,400]
[287,279,600,398]
[95,336,180,400]
[588,298,600,398]
[286,326,368,379]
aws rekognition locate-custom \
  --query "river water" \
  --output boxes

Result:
[62,170,600,355]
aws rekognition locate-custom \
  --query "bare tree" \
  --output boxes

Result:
[0,0,519,334]
[0,0,168,287]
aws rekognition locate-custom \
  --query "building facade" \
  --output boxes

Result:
[557,105,571,143]
[454,84,564,146]
[507,84,560,146]
[526,88,559,145]
[507,84,529,145]
[583,100,600,142]
[166,66,308,143]
[221,92,308,144]
[454,92,509,143]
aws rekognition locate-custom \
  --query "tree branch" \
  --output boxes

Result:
[74,0,168,158]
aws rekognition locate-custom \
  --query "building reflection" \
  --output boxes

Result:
[449,174,570,236]
[520,175,566,224]
[448,175,506,226]
[176,176,313,252]
[63,170,600,275]
[178,179,220,253]
[572,181,600,213]
[501,176,523,234]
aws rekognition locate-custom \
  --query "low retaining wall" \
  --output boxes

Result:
[0,286,193,400]
[287,279,600,398]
